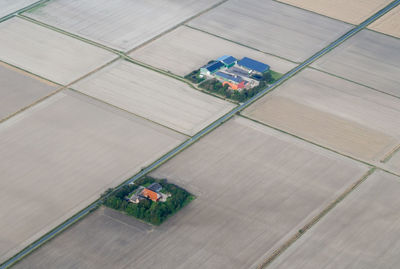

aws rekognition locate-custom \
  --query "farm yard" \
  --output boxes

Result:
[71,59,235,136]
[187,0,352,62]
[0,62,58,121]
[24,0,219,52]
[243,68,400,167]
[0,90,186,264]
[311,30,400,97]
[0,17,116,85]
[130,26,296,77]
[369,4,400,38]
[11,116,369,269]
[276,0,392,25]
[0,0,37,18]
[268,170,400,269]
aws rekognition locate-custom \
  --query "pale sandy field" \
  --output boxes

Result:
[187,0,352,62]
[269,170,400,269]
[0,17,116,85]
[72,60,235,136]
[243,68,400,164]
[386,150,400,174]
[25,0,218,52]
[369,5,400,38]
[0,62,57,121]
[312,30,400,97]
[277,0,392,25]
[0,90,186,264]
[130,26,296,76]
[0,0,37,18]
[13,117,368,269]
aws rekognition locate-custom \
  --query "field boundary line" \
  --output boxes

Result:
[257,167,376,268]
[381,144,400,163]
[308,67,400,100]
[125,0,229,55]
[183,24,299,64]
[240,115,400,177]
[272,0,358,26]
[0,57,120,124]
[366,27,400,41]
[17,14,123,55]
[0,0,49,23]
[15,14,238,105]
[2,1,399,267]
[67,88,190,137]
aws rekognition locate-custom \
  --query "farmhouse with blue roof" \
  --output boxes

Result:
[237,57,270,74]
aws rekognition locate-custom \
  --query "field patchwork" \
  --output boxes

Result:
[0,0,38,18]
[0,62,58,121]
[187,0,352,62]
[0,17,116,85]
[276,0,392,25]
[269,170,400,269]
[312,30,400,97]
[369,5,400,38]
[12,116,369,268]
[24,0,219,52]
[130,26,296,77]
[0,90,186,264]
[71,60,235,136]
[243,68,400,166]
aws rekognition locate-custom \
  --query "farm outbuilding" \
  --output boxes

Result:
[200,61,224,75]
[217,55,237,68]
[237,57,270,73]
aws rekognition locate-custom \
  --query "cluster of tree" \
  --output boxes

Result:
[103,177,194,225]
[184,69,205,84]
[198,70,282,102]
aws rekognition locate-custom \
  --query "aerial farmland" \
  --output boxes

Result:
[0,17,116,85]
[312,30,400,97]
[71,59,235,136]
[12,117,369,269]
[276,0,392,25]
[369,4,400,38]
[243,68,400,167]
[24,0,219,52]
[0,62,58,121]
[130,26,296,77]
[187,0,352,62]
[0,90,186,264]
[1,0,400,268]
[268,170,400,269]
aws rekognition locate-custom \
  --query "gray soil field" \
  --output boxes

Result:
[0,17,116,85]
[187,0,352,62]
[0,90,186,264]
[0,62,58,121]
[312,29,400,97]
[24,0,218,52]
[0,0,37,18]
[387,150,400,174]
[13,117,369,269]
[243,68,400,165]
[130,26,296,76]
[71,60,235,136]
[269,170,400,269]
